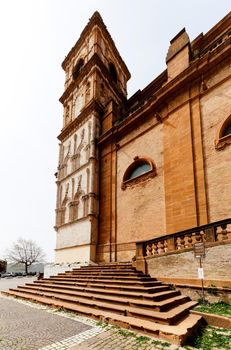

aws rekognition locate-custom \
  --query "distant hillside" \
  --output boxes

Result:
[6,262,44,273]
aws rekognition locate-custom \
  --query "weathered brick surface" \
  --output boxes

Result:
[167,46,189,80]
[201,63,231,222]
[164,101,197,233]
[117,123,166,251]
[146,242,231,280]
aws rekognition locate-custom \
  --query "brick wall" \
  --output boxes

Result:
[117,122,166,246]
[146,242,231,280]
[201,61,231,222]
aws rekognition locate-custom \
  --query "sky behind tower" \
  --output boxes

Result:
[0,0,230,261]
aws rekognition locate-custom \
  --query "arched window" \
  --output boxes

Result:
[109,62,118,83]
[73,58,84,80]
[122,157,156,190]
[215,115,231,150]
[222,123,231,137]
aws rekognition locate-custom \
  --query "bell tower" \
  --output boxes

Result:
[55,12,130,263]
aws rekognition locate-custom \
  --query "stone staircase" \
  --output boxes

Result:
[2,263,202,345]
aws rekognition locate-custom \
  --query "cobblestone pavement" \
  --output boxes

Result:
[68,328,179,350]
[0,280,228,350]
[0,291,190,350]
[0,296,93,350]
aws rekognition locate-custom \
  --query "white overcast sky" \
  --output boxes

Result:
[0,0,230,262]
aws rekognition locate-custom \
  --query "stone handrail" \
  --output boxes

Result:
[136,218,231,260]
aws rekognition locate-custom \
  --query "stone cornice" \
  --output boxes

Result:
[194,11,231,53]
[98,39,231,146]
[61,11,130,79]
[58,99,103,142]
[60,53,127,105]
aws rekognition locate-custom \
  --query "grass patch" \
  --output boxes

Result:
[117,328,136,338]
[151,339,171,347]
[195,301,231,318]
[188,326,231,349]
[135,335,149,343]
[96,321,108,328]
[97,323,171,348]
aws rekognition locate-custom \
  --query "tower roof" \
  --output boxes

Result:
[62,11,131,80]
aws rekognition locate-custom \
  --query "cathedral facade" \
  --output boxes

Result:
[54,12,231,264]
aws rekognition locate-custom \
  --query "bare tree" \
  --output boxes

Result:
[6,238,45,274]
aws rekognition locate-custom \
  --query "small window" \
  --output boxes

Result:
[109,62,117,83]
[215,115,231,150]
[73,58,84,80]
[127,162,151,180]
[223,123,231,137]
[122,157,156,190]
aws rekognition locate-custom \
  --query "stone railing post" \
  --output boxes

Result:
[166,236,175,252]
[204,227,216,242]
[135,242,147,274]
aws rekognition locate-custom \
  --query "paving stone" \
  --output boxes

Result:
[0,289,191,350]
[0,296,91,350]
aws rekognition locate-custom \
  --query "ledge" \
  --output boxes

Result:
[156,276,231,289]
[215,134,231,150]
[191,310,231,328]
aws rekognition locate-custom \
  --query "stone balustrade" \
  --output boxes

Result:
[136,218,231,261]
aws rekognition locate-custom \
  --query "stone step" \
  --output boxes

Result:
[28,282,180,301]
[2,289,201,345]
[71,268,137,274]
[46,277,161,287]
[17,284,189,311]
[33,279,169,293]
[81,263,133,268]
[6,288,197,324]
[65,271,146,276]
[59,273,152,280]
[49,275,157,283]
[75,266,135,271]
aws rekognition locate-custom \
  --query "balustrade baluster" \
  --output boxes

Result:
[146,244,152,256]
[153,242,158,254]
[136,219,231,261]
[175,236,181,250]
[186,233,192,248]
[195,231,201,242]
[157,241,163,254]
[180,235,185,249]
[221,224,228,240]
[164,239,168,252]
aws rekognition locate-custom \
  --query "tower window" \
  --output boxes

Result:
[73,58,84,80]
[109,62,118,83]
[122,157,156,190]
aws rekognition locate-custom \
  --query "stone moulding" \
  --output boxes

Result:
[121,170,156,190]
[215,134,231,150]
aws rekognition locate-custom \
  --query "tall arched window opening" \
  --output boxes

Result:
[109,62,118,83]
[73,58,84,80]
